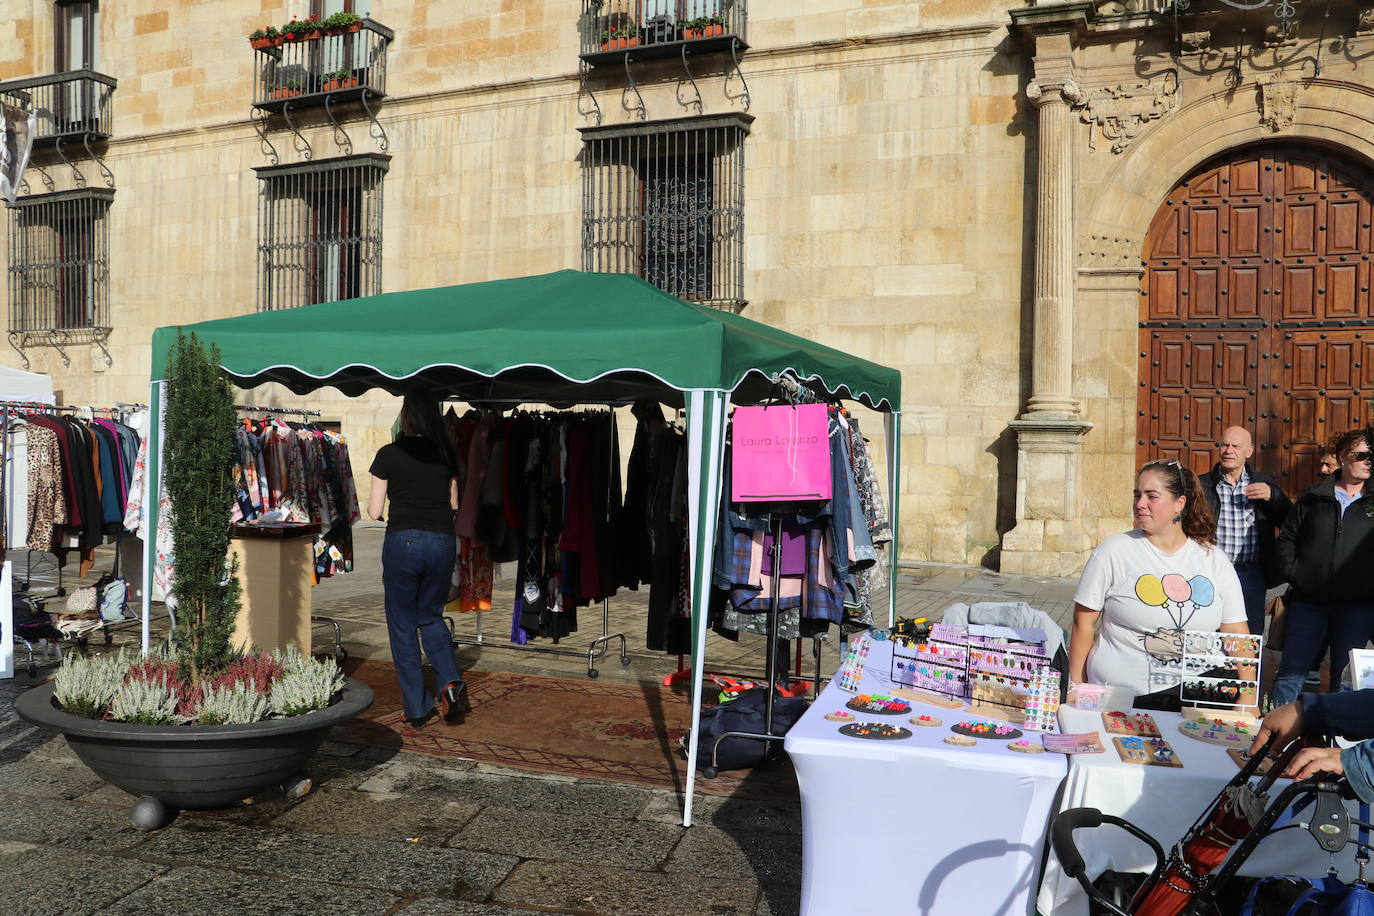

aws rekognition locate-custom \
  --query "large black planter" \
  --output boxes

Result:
[17,677,372,827]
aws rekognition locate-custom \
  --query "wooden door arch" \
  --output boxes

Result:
[1138,143,1374,491]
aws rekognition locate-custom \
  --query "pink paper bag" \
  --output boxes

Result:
[731,403,832,502]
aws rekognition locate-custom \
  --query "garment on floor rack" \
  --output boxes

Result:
[3,406,141,561]
[709,403,889,642]
[446,407,632,645]
[229,416,361,582]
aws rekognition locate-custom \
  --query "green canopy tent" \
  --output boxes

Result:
[142,269,902,825]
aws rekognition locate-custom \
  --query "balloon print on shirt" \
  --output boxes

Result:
[1134,573,1214,662]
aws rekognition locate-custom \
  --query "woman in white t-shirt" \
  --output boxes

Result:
[1069,459,1250,699]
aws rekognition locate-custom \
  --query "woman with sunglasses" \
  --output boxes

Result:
[1271,429,1374,706]
[1069,459,1249,703]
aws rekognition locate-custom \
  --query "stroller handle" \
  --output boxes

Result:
[1051,807,1168,915]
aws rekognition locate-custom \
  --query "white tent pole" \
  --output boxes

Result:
[884,409,901,628]
[681,388,728,828]
[140,380,164,654]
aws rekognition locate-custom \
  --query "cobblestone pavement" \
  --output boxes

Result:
[0,528,1079,915]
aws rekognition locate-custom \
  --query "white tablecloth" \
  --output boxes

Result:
[1037,705,1366,916]
[785,638,1067,916]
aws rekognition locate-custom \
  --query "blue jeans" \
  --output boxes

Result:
[1233,560,1268,636]
[1270,600,1374,707]
[382,529,462,720]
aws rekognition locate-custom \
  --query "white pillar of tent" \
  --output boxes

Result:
[681,387,729,828]
[140,379,165,654]
[884,409,901,627]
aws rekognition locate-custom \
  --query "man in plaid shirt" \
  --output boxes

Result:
[1200,427,1292,635]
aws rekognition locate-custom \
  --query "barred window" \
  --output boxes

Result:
[580,114,751,310]
[7,188,112,332]
[254,153,388,311]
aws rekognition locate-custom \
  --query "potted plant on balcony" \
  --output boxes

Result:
[600,21,639,51]
[322,69,359,92]
[281,15,322,42]
[271,79,303,99]
[16,332,372,831]
[247,26,280,50]
[323,11,364,35]
[679,13,726,40]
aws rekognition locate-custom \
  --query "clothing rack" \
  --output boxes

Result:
[443,398,630,678]
[701,378,827,778]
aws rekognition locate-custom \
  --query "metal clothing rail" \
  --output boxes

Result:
[234,404,323,417]
[443,398,630,678]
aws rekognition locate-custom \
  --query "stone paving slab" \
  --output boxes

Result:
[136,823,521,900]
[100,866,406,916]
[0,793,148,852]
[491,860,762,916]
[0,841,167,916]
[445,805,682,869]
[663,824,803,886]
[272,784,484,844]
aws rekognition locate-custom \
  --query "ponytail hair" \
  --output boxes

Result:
[1138,459,1216,547]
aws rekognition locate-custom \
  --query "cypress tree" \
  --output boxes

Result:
[164,331,241,679]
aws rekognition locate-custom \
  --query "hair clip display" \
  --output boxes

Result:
[1113,735,1184,768]
[1177,629,1262,709]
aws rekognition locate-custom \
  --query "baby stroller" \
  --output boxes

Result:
[1051,737,1374,916]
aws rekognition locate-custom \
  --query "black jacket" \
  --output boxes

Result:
[1276,474,1374,604]
[1200,463,1291,587]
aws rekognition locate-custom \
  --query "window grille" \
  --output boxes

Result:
[6,188,112,332]
[580,113,751,310]
[254,154,388,311]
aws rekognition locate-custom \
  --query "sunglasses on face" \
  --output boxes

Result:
[1348,452,1373,463]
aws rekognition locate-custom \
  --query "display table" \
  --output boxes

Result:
[228,523,319,654]
[1037,704,1367,916]
[785,638,1066,916]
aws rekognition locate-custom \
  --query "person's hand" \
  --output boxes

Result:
[1284,746,1344,781]
[1244,482,1272,502]
[1250,700,1304,757]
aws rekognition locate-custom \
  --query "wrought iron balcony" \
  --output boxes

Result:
[251,18,393,113]
[579,0,748,67]
[0,70,116,146]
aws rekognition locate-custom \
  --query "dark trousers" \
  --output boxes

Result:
[1270,600,1374,706]
[382,528,462,720]
[1233,560,1268,636]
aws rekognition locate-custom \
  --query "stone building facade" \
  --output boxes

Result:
[0,1,1367,575]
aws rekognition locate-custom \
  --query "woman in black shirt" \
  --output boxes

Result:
[368,391,469,727]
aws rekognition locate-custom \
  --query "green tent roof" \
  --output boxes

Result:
[150,270,901,410]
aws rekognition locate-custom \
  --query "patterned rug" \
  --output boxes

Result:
[334,658,798,799]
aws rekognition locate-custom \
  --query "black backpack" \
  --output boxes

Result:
[690,687,810,772]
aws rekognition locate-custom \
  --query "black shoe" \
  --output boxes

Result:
[440,681,470,724]
[405,708,437,730]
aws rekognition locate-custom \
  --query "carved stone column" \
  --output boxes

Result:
[1025,74,1085,419]
[1000,64,1094,576]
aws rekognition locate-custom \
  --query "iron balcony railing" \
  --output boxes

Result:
[0,70,116,145]
[579,0,748,65]
[7,188,113,333]
[251,18,393,112]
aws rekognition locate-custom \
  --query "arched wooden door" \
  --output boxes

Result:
[1139,144,1374,491]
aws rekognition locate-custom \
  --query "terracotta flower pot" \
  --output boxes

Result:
[322,77,359,92]
[271,35,285,46]
[684,24,725,40]
[600,36,640,51]
[249,36,271,50]
[272,87,301,100]
[326,22,364,36]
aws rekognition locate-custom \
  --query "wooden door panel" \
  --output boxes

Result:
[1230,206,1263,257]
[1281,156,1321,194]
[1150,208,1182,259]
[1230,158,1263,195]
[1328,263,1361,318]
[1229,265,1261,318]
[1150,269,1181,320]
[1281,264,1318,320]
[1190,206,1223,258]
[1283,201,1320,256]
[1329,199,1362,253]
[1192,267,1220,318]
